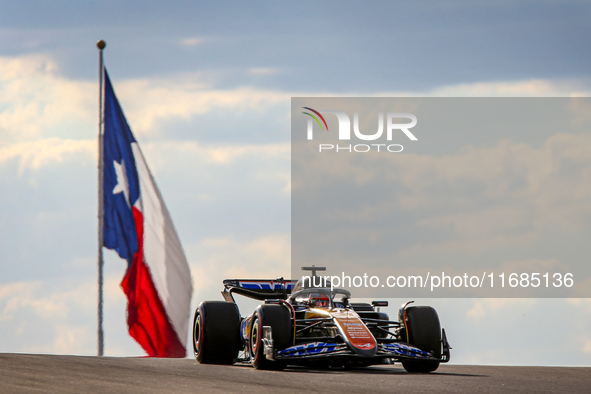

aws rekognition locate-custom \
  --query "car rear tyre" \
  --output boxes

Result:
[401,306,441,373]
[250,304,292,370]
[193,301,241,364]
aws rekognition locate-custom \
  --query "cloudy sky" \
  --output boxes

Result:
[1,1,590,365]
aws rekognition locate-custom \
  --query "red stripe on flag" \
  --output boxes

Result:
[120,207,186,357]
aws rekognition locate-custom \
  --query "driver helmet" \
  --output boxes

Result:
[310,293,330,308]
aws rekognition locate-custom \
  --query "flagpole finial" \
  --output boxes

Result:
[97,40,106,50]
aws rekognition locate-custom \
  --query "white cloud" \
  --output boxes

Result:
[0,138,95,173]
[0,279,98,355]
[372,79,591,97]
[249,67,280,76]
[0,55,95,142]
[113,81,289,136]
[24,324,90,354]
[189,234,290,277]
[184,234,290,300]
[566,298,591,311]
[0,276,143,356]
[428,79,590,97]
[0,280,94,322]
[179,37,207,47]
[0,54,291,145]
[466,298,537,320]
[141,140,289,165]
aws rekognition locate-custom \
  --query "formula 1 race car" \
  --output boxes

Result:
[192,267,451,372]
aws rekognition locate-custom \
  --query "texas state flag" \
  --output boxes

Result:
[102,69,193,357]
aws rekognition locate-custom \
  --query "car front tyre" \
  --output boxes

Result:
[401,306,441,373]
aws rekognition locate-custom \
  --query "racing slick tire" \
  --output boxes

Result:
[193,301,241,364]
[250,304,292,370]
[401,306,441,373]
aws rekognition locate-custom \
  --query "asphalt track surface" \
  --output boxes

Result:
[1,354,590,393]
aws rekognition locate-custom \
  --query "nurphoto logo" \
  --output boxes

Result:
[302,107,417,153]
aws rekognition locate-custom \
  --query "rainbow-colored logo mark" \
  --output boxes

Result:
[302,107,329,132]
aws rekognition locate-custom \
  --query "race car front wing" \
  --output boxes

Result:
[261,325,449,363]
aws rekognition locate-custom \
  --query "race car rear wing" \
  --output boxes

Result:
[222,278,298,301]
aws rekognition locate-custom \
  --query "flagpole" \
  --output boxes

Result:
[97,39,106,357]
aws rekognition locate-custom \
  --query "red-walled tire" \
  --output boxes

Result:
[193,301,241,364]
[250,304,292,370]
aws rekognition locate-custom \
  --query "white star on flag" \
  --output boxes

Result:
[113,159,131,206]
